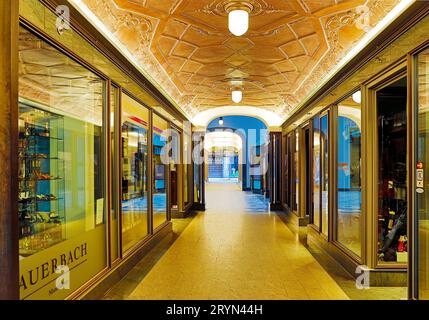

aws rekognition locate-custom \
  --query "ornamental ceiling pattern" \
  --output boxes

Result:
[81,0,400,121]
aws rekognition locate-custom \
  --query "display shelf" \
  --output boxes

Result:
[23,134,64,140]
[377,108,408,265]
[18,103,66,255]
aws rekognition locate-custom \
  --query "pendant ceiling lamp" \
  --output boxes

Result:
[232,90,242,103]
[227,4,250,37]
[352,90,362,104]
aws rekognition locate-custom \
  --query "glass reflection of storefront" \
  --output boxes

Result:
[415,47,429,299]
[170,128,180,211]
[320,114,329,237]
[183,131,192,207]
[336,95,362,258]
[153,114,168,230]
[312,115,321,228]
[309,112,329,235]
[110,85,120,262]
[18,26,107,299]
[121,94,149,253]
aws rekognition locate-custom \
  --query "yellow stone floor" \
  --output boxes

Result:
[122,183,349,300]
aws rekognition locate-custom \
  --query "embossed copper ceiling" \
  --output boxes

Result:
[80,0,400,121]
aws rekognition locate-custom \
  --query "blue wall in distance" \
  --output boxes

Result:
[207,116,267,189]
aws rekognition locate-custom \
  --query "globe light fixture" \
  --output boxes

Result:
[218,117,224,126]
[232,90,242,103]
[228,9,249,36]
[352,90,362,104]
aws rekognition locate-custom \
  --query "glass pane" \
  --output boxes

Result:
[153,114,168,229]
[285,135,292,207]
[18,27,106,299]
[376,77,408,264]
[337,95,362,257]
[183,132,191,205]
[294,130,299,212]
[170,129,180,210]
[121,94,149,252]
[313,116,321,228]
[193,133,203,202]
[321,114,329,236]
[417,48,429,298]
[110,86,119,261]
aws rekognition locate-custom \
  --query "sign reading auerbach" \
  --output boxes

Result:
[20,242,88,300]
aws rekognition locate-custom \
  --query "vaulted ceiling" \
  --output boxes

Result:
[79,0,400,122]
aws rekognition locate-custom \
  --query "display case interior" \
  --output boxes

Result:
[18,102,66,257]
[377,77,408,264]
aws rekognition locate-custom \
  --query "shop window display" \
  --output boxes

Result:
[18,27,106,299]
[183,131,191,205]
[416,47,429,299]
[376,77,408,264]
[110,86,119,261]
[121,94,149,252]
[170,129,180,210]
[337,95,362,257]
[18,106,65,252]
[153,114,168,229]
[321,114,329,236]
[312,115,321,228]
[294,130,299,212]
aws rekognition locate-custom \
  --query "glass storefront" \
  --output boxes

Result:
[283,131,298,212]
[110,85,119,261]
[121,94,149,252]
[311,113,329,234]
[312,115,321,228]
[8,2,193,300]
[153,113,168,229]
[321,114,329,236]
[336,95,362,257]
[183,131,191,206]
[376,77,408,265]
[416,47,429,299]
[294,130,299,213]
[170,128,180,210]
[18,26,107,299]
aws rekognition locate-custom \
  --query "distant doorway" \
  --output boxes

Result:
[207,147,239,183]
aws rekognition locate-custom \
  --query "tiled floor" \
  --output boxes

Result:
[104,183,349,300]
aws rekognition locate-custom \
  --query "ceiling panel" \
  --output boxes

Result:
[80,0,401,120]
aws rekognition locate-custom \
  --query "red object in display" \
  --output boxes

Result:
[417,161,424,169]
[398,237,406,252]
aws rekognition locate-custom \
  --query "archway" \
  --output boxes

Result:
[205,116,269,193]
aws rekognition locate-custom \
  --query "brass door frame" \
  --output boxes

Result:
[309,108,330,235]
[169,123,182,214]
[365,60,408,270]
[299,123,311,219]
[319,110,330,239]
[407,39,429,299]
[309,115,320,232]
